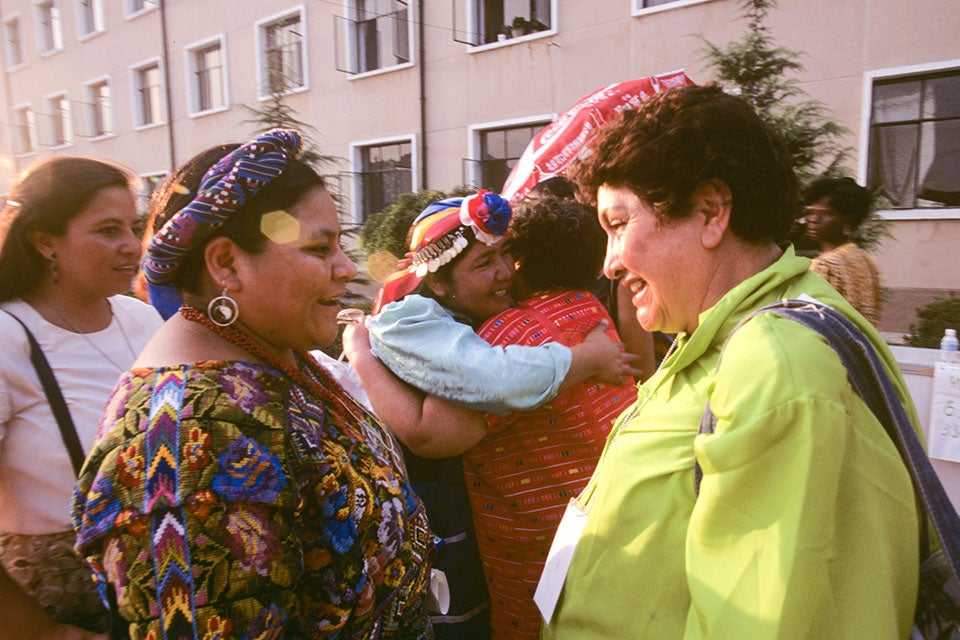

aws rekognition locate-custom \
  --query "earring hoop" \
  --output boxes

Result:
[207,289,239,327]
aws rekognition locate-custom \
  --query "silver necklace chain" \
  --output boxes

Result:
[45,299,138,372]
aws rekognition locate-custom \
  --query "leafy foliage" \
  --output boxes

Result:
[699,0,889,254]
[698,0,850,184]
[359,186,476,262]
[906,298,960,348]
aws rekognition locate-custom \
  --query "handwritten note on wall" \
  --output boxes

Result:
[929,361,960,462]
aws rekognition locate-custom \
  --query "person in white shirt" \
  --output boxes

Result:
[0,156,163,640]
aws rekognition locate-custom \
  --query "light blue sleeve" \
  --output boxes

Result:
[368,295,572,416]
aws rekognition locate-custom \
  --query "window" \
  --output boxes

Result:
[11,104,36,154]
[632,0,714,13]
[130,59,164,127]
[351,139,414,222]
[455,0,554,46]
[124,0,156,18]
[186,36,227,114]
[467,119,548,192]
[2,14,25,69]
[34,0,63,54]
[46,92,72,146]
[867,68,960,208]
[337,0,410,74]
[83,77,112,137]
[75,0,104,38]
[256,7,306,96]
[138,171,167,212]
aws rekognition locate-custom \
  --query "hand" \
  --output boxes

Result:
[580,321,644,384]
[341,319,373,365]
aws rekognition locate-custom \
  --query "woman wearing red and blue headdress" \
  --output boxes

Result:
[343,190,639,639]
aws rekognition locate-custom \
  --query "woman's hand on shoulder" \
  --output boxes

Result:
[566,321,643,388]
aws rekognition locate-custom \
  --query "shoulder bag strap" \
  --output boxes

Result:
[695,299,960,578]
[2,310,85,476]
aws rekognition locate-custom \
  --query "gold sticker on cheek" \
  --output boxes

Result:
[261,210,300,244]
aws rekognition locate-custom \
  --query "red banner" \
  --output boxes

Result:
[500,69,695,202]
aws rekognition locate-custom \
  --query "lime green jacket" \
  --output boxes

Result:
[543,247,920,640]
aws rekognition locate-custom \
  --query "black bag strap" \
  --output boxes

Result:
[2,310,85,476]
[694,299,960,579]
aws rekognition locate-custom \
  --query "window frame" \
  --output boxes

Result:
[2,13,27,70]
[82,75,113,139]
[255,5,308,99]
[184,34,229,117]
[338,0,414,78]
[75,0,104,40]
[860,59,960,221]
[631,0,715,16]
[123,0,156,20]
[129,57,166,129]
[33,0,63,56]
[45,90,72,148]
[456,0,558,50]
[11,102,37,156]
[466,114,553,192]
[137,170,167,213]
[349,134,418,224]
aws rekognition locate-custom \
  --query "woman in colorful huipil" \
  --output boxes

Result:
[71,130,433,639]
[342,192,637,639]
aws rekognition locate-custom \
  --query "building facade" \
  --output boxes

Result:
[0,0,957,334]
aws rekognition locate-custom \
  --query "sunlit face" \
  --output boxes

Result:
[598,184,708,334]
[233,187,357,352]
[39,185,142,300]
[432,238,514,325]
[803,198,848,245]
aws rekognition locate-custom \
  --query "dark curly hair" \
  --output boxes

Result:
[504,195,605,293]
[803,176,872,229]
[569,83,798,244]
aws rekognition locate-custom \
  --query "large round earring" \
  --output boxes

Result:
[207,289,239,327]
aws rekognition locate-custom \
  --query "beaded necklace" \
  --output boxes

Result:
[180,306,361,418]
[180,306,407,474]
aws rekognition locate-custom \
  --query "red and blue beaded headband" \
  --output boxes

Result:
[372,189,512,314]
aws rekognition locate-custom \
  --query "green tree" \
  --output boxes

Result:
[699,0,849,183]
[698,0,888,253]
[359,186,476,267]
[240,67,334,172]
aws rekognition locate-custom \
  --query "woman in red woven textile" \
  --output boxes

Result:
[344,193,637,639]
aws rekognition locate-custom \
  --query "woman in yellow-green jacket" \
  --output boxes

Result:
[541,85,921,640]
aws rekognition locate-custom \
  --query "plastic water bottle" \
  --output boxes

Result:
[941,328,960,361]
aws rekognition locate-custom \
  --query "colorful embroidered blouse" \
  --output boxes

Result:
[72,360,433,639]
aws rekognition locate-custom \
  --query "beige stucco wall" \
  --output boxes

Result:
[0,0,956,331]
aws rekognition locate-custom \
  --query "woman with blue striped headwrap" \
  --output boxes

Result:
[72,130,434,639]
